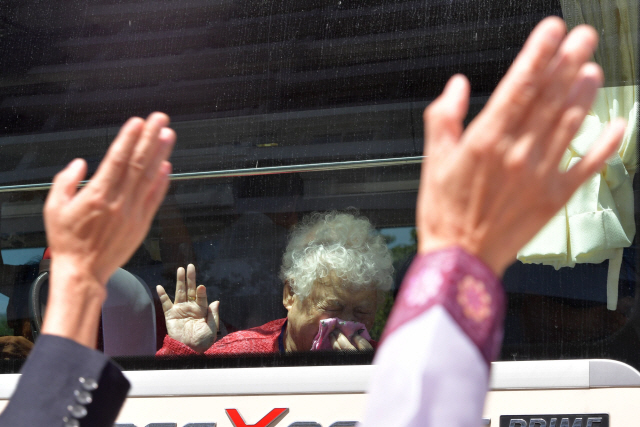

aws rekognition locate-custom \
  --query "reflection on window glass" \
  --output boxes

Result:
[0,0,636,373]
[0,0,560,185]
[1,248,45,266]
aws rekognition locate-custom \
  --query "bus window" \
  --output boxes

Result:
[0,0,636,373]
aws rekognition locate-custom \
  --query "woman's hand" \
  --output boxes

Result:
[330,330,374,351]
[417,18,625,276]
[157,264,219,353]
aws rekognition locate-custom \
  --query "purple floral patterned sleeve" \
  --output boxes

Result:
[381,247,505,364]
[361,247,506,427]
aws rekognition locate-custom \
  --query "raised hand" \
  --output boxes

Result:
[157,264,219,353]
[42,113,175,348]
[417,17,626,276]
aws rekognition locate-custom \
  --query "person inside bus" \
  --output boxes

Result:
[156,210,394,355]
[193,173,304,333]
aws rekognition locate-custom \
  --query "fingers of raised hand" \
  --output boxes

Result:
[562,119,626,197]
[142,161,172,226]
[186,263,197,302]
[541,64,603,172]
[94,113,173,203]
[126,113,171,186]
[130,114,175,196]
[175,267,187,303]
[486,17,566,124]
[532,25,598,118]
[207,300,220,333]
[47,159,88,209]
[156,285,173,313]
[78,113,173,242]
[195,284,208,309]
[352,333,373,351]
[517,27,599,148]
[134,124,175,198]
[91,117,145,197]
[423,75,470,153]
[330,331,357,351]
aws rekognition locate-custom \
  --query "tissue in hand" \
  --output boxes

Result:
[310,318,371,350]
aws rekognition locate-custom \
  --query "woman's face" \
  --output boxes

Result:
[283,275,378,352]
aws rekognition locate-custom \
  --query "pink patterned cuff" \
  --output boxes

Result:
[381,247,505,365]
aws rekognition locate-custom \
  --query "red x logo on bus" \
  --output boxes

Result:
[226,408,289,427]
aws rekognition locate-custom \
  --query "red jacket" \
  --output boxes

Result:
[157,318,284,356]
[156,317,378,355]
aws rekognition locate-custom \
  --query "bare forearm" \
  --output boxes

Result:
[39,113,174,350]
[41,259,107,349]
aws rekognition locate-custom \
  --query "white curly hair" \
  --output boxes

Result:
[279,211,394,299]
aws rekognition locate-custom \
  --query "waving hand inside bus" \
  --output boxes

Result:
[157,263,220,353]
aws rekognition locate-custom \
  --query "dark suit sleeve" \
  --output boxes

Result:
[0,334,130,427]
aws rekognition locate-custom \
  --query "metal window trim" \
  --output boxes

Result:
[0,156,425,194]
[489,359,640,390]
[122,365,373,397]
[0,359,638,399]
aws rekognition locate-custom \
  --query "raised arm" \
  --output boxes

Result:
[0,113,176,427]
[42,113,175,347]
[361,17,625,427]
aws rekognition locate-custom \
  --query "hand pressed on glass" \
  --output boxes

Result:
[157,264,220,353]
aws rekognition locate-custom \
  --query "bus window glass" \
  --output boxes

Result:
[0,0,636,373]
[0,0,557,184]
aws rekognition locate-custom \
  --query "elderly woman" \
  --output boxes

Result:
[156,211,394,355]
